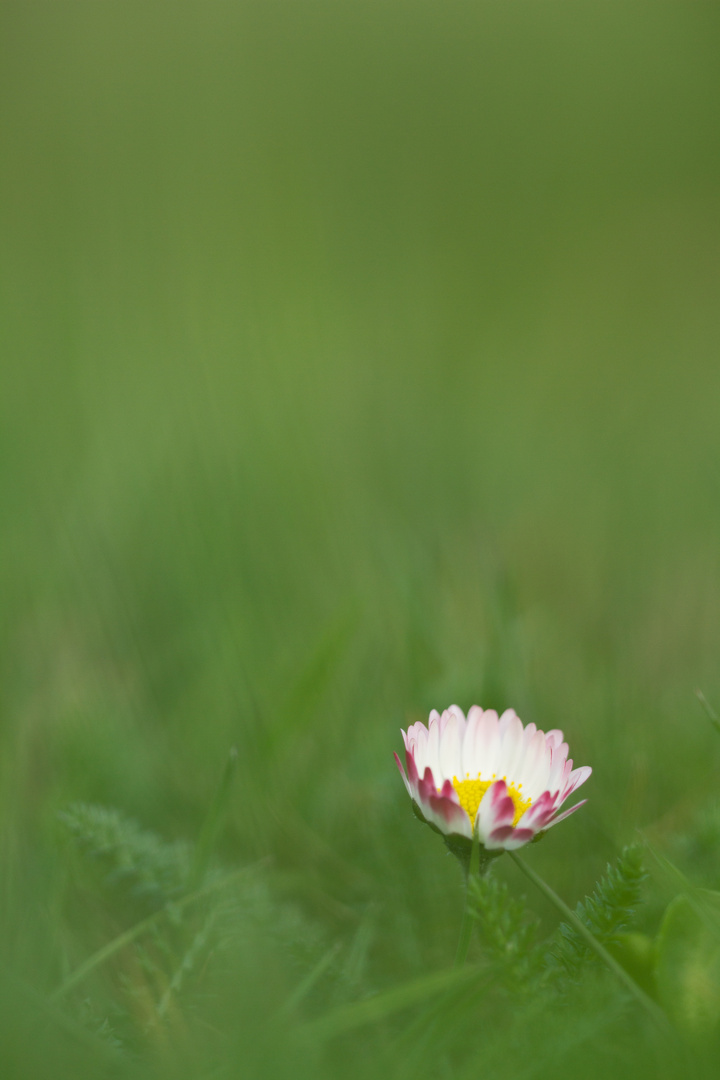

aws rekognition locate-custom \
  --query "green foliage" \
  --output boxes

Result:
[59,802,193,909]
[550,845,647,982]
[655,892,720,1036]
[55,800,329,1065]
[2,1,720,1077]
[468,871,542,992]
[664,802,720,892]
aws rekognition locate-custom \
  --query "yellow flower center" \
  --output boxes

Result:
[452,775,531,828]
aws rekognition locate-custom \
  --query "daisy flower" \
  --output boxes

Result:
[395,705,591,853]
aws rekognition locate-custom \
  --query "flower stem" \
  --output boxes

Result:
[454,831,480,968]
[508,851,673,1034]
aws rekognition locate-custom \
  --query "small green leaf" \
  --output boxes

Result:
[607,932,656,997]
[656,892,720,1035]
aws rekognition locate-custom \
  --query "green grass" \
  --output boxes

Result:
[2,1,720,1076]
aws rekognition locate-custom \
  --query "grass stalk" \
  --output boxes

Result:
[454,831,480,968]
[188,746,239,891]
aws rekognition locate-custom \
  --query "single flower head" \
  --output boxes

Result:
[395,705,591,855]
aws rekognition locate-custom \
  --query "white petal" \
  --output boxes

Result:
[498,714,525,779]
[462,706,483,777]
[519,730,552,799]
[475,709,500,779]
[411,724,429,774]
[498,708,517,737]
[447,704,467,732]
[544,729,564,750]
[425,714,441,775]
[438,710,464,782]
[547,742,569,793]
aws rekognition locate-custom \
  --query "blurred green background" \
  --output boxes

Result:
[1,1,720,1076]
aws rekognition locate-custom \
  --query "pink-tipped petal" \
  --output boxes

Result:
[437,778,457,800]
[476,780,515,843]
[416,766,437,811]
[428,792,472,837]
[487,794,517,831]
[545,798,588,828]
[560,758,574,790]
[405,747,420,787]
[561,765,592,801]
[515,790,557,832]
[394,752,411,797]
[486,825,535,851]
